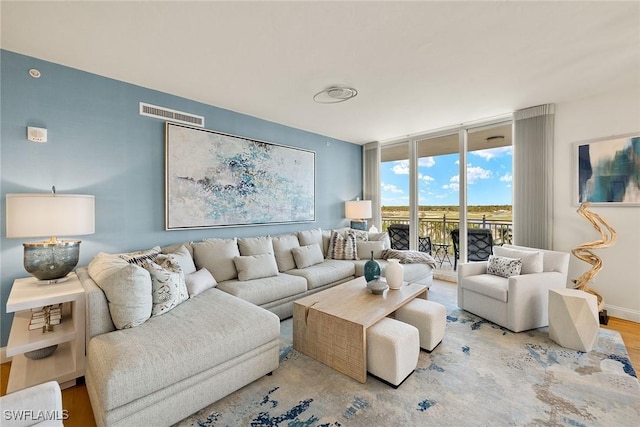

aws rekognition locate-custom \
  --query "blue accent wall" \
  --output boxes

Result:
[0,50,363,347]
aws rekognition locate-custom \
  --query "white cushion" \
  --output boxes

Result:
[395,299,446,351]
[493,246,543,274]
[185,268,217,298]
[367,317,419,386]
[368,232,391,249]
[487,255,522,278]
[166,244,196,275]
[88,253,152,329]
[271,233,301,272]
[291,243,325,269]
[143,256,189,316]
[234,253,279,281]
[192,238,240,282]
[356,240,386,260]
[238,236,274,256]
[298,228,323,247]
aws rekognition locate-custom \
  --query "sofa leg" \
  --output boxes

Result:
[266,372,273,376]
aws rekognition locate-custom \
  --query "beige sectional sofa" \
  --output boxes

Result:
[78,227,434,427]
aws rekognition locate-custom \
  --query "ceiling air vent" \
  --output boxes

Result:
[139,102,204,127]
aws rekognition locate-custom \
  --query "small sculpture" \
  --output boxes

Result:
[571,202,617,316]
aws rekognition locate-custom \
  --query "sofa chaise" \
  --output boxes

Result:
[79,227,434,427]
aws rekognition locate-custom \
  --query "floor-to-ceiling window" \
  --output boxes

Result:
[380,141,410,230]
[379,119,513,270]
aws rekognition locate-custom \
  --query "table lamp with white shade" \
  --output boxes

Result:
[6,189,95,283]
[345,199,372,231]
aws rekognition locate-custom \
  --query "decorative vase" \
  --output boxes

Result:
[386,258,404,289]
[366,278,388,295]
[364,251,381,282]
[24,344,58,360]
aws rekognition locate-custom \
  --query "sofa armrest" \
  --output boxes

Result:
[0,381,63,427]
[76,267,115,348]
[458,261,488,278]
[457,261,489,308]
[507,271,567,332]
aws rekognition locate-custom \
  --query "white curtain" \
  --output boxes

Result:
[513,104,555,249]
[363,142,381,230]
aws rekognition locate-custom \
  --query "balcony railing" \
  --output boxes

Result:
[382,214,513,254]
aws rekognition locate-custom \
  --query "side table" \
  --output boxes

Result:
[5,273,85,393]
[548,288,599,352]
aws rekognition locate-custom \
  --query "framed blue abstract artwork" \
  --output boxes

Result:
[576,133,640,206]
[165,123,315,229]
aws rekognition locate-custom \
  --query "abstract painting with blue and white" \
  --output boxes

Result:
[166,124,315,229]
[578,135,640,204]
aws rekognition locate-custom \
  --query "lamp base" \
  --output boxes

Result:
[23,240,81,282]
[350,220,367,231]
[36,276,70,285]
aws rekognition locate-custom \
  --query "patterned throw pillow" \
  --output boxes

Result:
[487,255,522,278]
[119,246,162,266]
[327,230,358,260]
[350,229,369,241]
[143,256,189,316]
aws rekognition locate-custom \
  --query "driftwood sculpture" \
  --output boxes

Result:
[571,202,617,311]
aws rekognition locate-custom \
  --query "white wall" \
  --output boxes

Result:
[554,85,640,322]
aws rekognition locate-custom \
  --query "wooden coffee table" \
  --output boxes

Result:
[293,276,428,383]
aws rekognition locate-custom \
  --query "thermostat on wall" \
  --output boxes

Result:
[27,126,47,143]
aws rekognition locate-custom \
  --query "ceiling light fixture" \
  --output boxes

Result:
[313,86,358,104]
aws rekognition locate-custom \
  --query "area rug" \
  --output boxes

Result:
[176,283,640,426]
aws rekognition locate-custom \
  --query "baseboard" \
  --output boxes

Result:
[604,303,640,323]
[1,347,11,364]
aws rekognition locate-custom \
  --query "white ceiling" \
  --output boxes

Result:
[2,1,639,145]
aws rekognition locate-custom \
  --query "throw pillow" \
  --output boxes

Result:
[350,229,369,241]
[487,255,522,278]
[297,228,323,247]
[166,244,197,275]
[118,246,161,266]
[356,240,386,260]
[493,246,543,274]
[185,268,217,298]
[291,243,325,269]
[327,230,358,260]
[272,233,301,272]
[368,232,391,249]
[88,252,152,329]
[143,257,189,316]
[238,236,274,256]
[233,253,279,281]
[192,238,240,282]
[161,241,194,258]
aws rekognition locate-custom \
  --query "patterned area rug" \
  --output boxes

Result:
[177,282,640,426]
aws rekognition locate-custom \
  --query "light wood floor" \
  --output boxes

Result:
[1,281,638,427]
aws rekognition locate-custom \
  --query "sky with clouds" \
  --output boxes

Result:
[381,146,513,206]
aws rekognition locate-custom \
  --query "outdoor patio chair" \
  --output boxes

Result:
[387,223,432,255]
[451,228,493,270]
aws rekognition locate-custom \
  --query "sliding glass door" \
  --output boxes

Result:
[379,119,513,269]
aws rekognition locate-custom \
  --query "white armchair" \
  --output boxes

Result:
[0,381,64,427]
[457,244,570,332]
